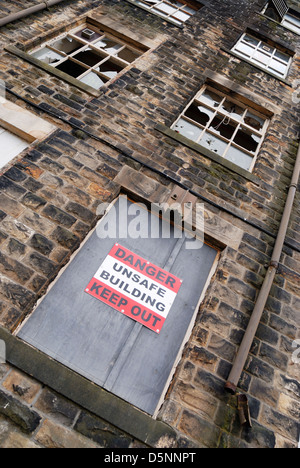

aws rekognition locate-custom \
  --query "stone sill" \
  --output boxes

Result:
[5,46,101,98]
[155,124,261,185]
[0,326,177,447]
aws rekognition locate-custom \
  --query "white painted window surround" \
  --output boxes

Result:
[0,99,56,170]
[0,126,29,169]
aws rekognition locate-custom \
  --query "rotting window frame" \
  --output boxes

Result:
[170,84,270,173]
[124,0,204,27]
[29,24,144,91]
[5,18,149,98]
[231,32,293,80]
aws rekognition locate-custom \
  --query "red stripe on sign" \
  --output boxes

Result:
[85,278,165,334]
[109,244,182,293]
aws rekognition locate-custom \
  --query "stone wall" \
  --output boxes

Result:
[0,0,299,448]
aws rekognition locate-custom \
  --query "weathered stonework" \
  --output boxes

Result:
[0,0,299,449]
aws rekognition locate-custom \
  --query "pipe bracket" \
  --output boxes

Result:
[269,260,279,269]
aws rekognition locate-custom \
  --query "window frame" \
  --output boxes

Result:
[262,2,300,35]
[231,32,292,80]
[171,84,270,173]
[6,19,149,97]
[29,24,145,92]
[125,0,203,26]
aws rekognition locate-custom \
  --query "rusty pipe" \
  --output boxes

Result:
[0,0,66,28]
[225,140,300,394]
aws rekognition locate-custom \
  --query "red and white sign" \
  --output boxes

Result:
[85,244,183,334]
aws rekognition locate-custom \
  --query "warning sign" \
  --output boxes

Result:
[85,244,183,334]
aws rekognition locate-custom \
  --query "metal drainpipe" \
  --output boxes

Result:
[0,0,66,28]
[225,140,300,394]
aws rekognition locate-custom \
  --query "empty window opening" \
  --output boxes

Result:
[231,33,292,79]
[172,85,269,171]
[30,24,144,90]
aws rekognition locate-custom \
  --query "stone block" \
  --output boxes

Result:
[0,390,41,434]
[2,370,41,404]
[35,419,99,448]
[178,410,221,447]
[74,411,132,448]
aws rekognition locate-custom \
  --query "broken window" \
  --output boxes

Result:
[29,25,144,90]
[133,0,202,25]
[232,33,292,79]
[172,85,269,171]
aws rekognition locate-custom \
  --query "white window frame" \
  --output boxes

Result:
[231,33,292,79]
[171,85,269,172]
[30,24,144,91]
[281,11,300,34]
[127,0,199,25]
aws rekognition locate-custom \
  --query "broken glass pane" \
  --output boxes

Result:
[198,89,223,108]
[74,48,104,67]
[117,48,140,63]
[234,129,260,153]
[185,103,215,127]
[51,36,83,55]
[209,116,236,140]
[199,132,228,155]
[221,101,244,121]
[80,71,107,89]
[244,111,265,131]
[56,59,87,78]
[32,47,64,65]
[173,118,203,141]
[96,60,124,78]
[94,37,123,54]
[225,147,253,170]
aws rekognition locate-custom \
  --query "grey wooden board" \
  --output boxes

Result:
[18,196,217,415]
